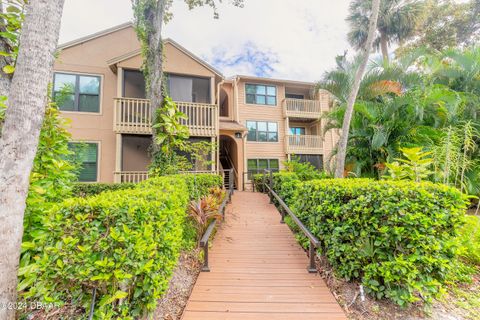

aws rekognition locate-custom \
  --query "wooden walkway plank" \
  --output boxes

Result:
[181,192,346,320]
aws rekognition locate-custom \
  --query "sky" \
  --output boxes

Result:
[58,0,354,82]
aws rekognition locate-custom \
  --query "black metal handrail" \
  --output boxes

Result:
[199,168,234,272]
[262,169,320,273]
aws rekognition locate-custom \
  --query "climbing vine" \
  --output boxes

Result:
[131,0,243,174]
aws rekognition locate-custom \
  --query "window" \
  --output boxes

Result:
[167,74,211,103]
[54,73,100,112]
[246,121,278,142]
[245,84,276,106]
[290,127,306,135]
[68,142,98,182]
[286,93,304,99]
[247,159,280,175]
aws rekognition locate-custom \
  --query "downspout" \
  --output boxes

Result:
[233,76,240,122]
[216,80,224,173]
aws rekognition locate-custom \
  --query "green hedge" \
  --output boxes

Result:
[286,178,468,306]
[457,215,480,265]
[72,182,136,198]
[20,174,222,319]
[140,174,222,200]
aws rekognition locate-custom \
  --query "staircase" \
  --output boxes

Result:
[220,146,237,190]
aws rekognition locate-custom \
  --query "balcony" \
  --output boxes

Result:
[283,98,323,119]
[286,135,323,155]
[113,97,218,136]
[114,171,149,183]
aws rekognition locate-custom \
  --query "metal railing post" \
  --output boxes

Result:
[202,241,210,272]
[269,170,273,204]
[308,241,316,273]
[266,181,321,273]
[280,207,285,224]
[262,171,267,193]
[229,168,234,194]
[87,287,96,320]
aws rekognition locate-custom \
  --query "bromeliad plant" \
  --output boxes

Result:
[188,195,222,239]
[188,187,226,242]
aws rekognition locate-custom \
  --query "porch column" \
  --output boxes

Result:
[117,67,123,97]
[285,117,290,155]
[211,136,216,172]
[114,133,122,183]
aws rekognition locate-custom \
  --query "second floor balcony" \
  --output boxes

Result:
[283,98,324,119]
[113,97,218,137]
[285,135,323,155]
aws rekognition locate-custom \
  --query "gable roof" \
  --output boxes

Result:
[58,22,223,78]
[232,75,315,87]
[58,22,133,50]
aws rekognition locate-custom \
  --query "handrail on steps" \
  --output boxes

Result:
[262,169,320,273]
[199,168,234,272]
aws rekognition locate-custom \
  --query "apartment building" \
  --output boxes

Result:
[54,23,338,190]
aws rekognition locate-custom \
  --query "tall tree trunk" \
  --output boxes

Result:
[380,32,389,63]
[132,0,167,153]
[145,1,165,109]
[0,1,65,318]
[334,0,381,178]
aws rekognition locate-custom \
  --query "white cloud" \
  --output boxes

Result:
[60,0,353,82]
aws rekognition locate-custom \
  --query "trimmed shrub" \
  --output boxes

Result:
[288,178,468,306]
[457,215,480,265]
[139,173,222,200]
[19,174,222,319]
[72,182,136,198]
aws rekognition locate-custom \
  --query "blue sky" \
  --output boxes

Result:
[60,0,354,82]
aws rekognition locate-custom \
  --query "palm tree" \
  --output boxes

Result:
[347,0,424,63]
[334,0,381,178]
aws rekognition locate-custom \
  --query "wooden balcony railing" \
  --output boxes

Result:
[113,98,218,136]
[176,101,218,137]
[114,171,149,183]
[286,135,323,154]
[283,98,323,119]
[114,98,152,134]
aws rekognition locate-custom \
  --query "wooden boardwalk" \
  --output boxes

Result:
[182,192,346,320]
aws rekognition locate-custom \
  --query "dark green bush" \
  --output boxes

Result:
[287,178,468,306]
[19,174,222,319]
[139,173,222,200]
[283,157,331,181]
[72,182,136,198]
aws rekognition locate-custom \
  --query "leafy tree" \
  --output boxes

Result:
[0,0,25,96]
[333,0,381,178]
[401,0,480,51]
[319,47,480,197]
[0,0,66,318]
[131,0,243,143]
[347,0,424,63]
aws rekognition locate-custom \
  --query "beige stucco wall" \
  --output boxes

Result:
[55,26,225,182]
[236,79,289,172]
[232,79,338,175]
[54,27,141,182]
